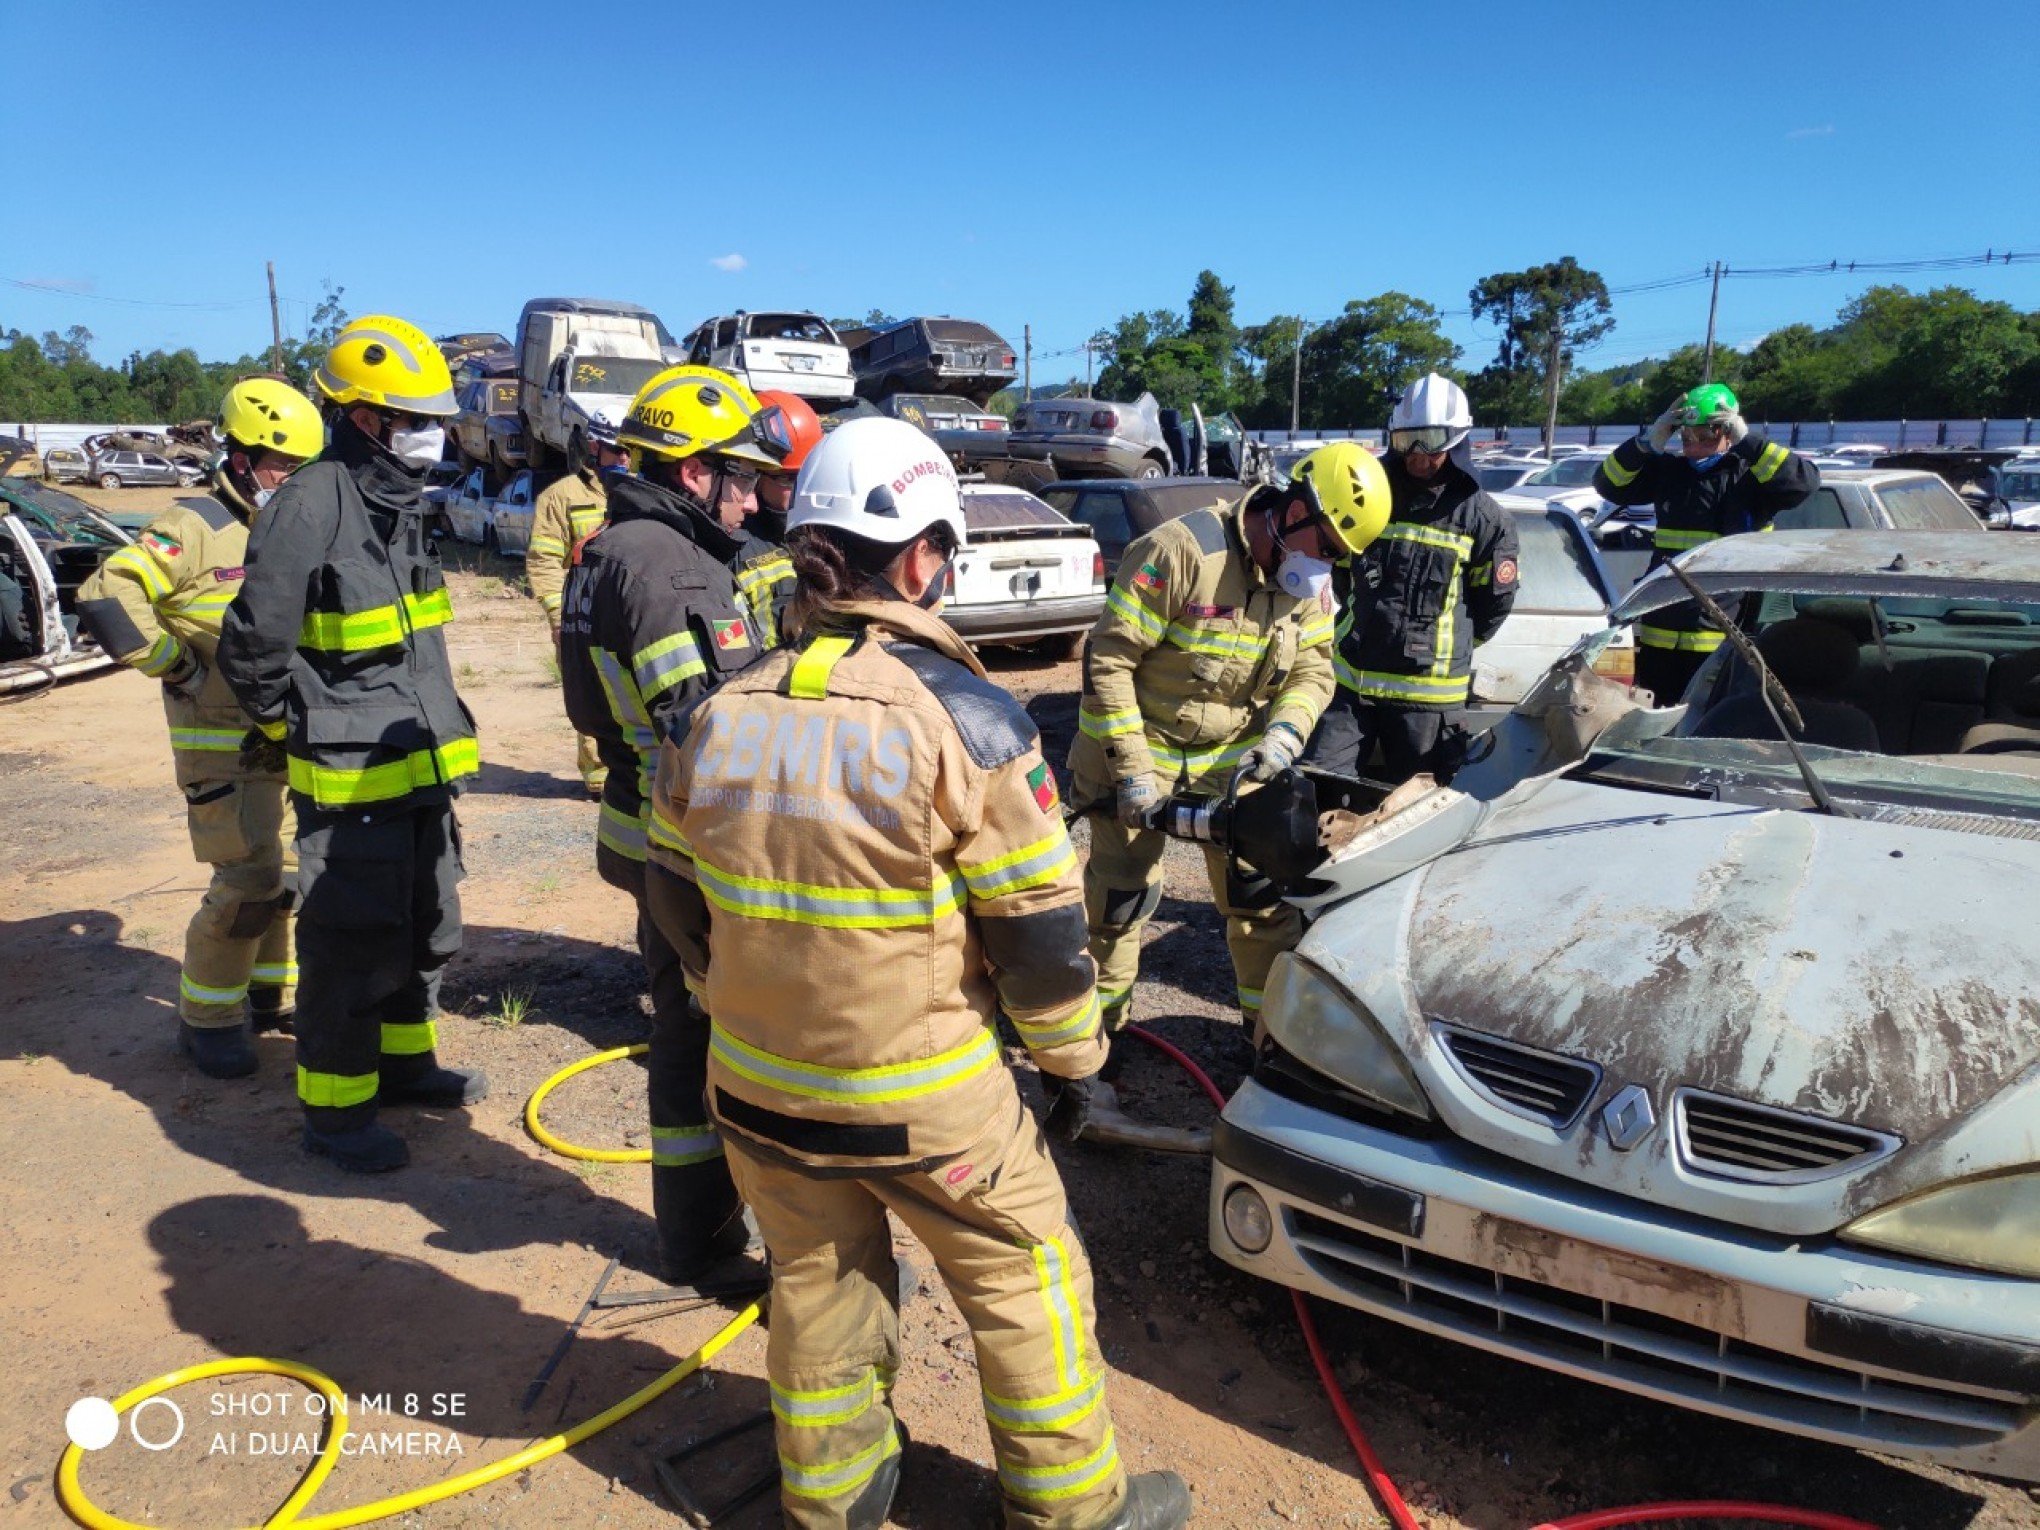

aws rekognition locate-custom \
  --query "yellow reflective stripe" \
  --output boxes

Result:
[632,630,705,702]
[1163,620,1267,659]
[286,737,481,807]
[983,1371,1106,1435]
[298,1064,377,1109]
[105,544,173,601]
[567,506,606,539]
[1752,441,1789,484]
[1601,452,1642,488]
[711,1019,999,1105]
[1269,688,1315,721]
[1104,585,1164,639]
[1334,654,1361,692]
[1431,561,1462,677]
[1352,669,1471,704]
[592,648,657,743]
[1034,1235,1088,1393]
[599,800,649,861]
[1637,625,1725,653]
[780,1425,900,1500]
[134,633,185,677]
[693,857,967,929]
[1152,733,1257,775]
[647,803,691,856]
[1010,991,1101,1049]
[958,829,1077,899]
[169,727,245,752]
[1077,703,1144,740]
[1653,527,1720,552]
[737,553,793,598]
[538,590,563,614]
[1297,611,1334,648]
[1379,522,1473,557]
[1238,984,1264,1012]
[258,717,287,742]
[380,1019,436,1056]
[528,534,567,559]
[298,588,454,652]
[180,972,248,1007]
[1465,564,1493,587]
[650,1124,723,1166]
[788,633,855,699]
[999,1427,1119,1504]
[251,962,297,986]
[772,1370,876,1428]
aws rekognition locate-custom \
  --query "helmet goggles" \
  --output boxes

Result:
[1389,426,1457,455]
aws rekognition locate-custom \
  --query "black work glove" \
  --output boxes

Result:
[240,726,287,775]
[1042,1071,1104,1144]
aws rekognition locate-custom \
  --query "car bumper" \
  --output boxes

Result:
[943,591,1104,645]
[1209,1075,2040,1482]
[747,368,853,401]
[1007,436,1132,475]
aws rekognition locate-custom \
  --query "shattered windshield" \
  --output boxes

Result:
[1578,589,2040,814]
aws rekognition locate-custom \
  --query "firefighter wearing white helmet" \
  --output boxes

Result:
[1306,371,1520,784]
[1071,441,1386,1048]
[644,415,1193,1530]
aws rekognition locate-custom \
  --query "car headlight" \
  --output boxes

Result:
[1840,1169,2040,1278]
[1262,952,1431,1120]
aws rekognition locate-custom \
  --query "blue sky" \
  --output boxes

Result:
[6,0,2037,382]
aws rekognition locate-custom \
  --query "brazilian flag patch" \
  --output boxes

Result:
[1131,561,1165,592]
[1028,761,1059,814]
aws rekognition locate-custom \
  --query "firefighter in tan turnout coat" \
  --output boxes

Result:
[77,378,322,1078]
[644,418,1192,1530]
[1070,441,1389,1045]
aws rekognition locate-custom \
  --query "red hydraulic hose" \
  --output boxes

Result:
[1122,1026,1882,1530]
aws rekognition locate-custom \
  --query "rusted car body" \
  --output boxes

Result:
[1210,531,2040,1483]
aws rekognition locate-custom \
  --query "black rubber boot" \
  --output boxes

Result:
[844,1422,907,1530]
[249,996,295,1036]
[302,1121,410,1173]
[1098,1025,1133,1084]
[1097,1470,1193,1530]
[379,1063,489,1107]
[659,1207,769,1297]
[180,1022,258,1080]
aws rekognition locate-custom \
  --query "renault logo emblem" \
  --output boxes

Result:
[1602,1084,1655,1150]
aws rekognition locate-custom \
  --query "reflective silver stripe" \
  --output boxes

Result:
[693,860,967,928]
[998,1428,1120,1503]
[650,1124,723,1166]
[771,1369,876,1428]
[982,1372,1106,1434]
[710,1020,998,1105]
[1034,1236,1086,1392]
[780,1425,899,1500]
[1010,992,1101,1049]
[599,801,648,861]
[958,831,1077,900]
[180,972,248,1007]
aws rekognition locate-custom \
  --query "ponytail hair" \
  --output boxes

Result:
[784,524,920,640]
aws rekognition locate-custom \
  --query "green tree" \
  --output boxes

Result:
[1467,256,1615,425]
[1295,294,1460,430]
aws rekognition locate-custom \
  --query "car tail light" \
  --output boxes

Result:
[1090,410,1115,430]
[1092,550,1106,584]
[1001,353,1015,367]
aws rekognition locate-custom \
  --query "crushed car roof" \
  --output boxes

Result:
[1612,530,2040,620]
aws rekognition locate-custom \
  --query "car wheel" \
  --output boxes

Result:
[98,473,122,489]
[1135,458,1165,480]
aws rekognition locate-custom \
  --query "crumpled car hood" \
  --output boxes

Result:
[1405,779,2040,1148]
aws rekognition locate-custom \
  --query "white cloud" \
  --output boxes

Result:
[709,253,747,273]
[1786,124,1835,140]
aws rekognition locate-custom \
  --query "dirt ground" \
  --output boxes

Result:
[3,485,2034,1529]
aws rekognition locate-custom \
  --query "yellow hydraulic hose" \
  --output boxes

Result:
[56,1300,761,1530]
[523,1043,651,1162]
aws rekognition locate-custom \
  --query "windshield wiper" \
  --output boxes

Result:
[1665,561,1855,818]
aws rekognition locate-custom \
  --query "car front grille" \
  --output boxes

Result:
[1673,1088,1900,1183]
[1286,1209,2022,1453]
[1433,1024,1600,1129]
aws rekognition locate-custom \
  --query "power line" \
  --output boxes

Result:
[1,275,258,312]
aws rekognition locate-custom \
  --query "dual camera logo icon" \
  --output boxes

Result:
[65,1396,184,1453]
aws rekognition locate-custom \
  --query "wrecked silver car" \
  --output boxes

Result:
[1209,530,2040,1483]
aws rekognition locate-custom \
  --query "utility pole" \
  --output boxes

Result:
[1701,260,1723,381]
[1541,324,1564,457]
[1290,320,1309,437]
[1084,340,1094,398]
[266,261,284,376]
[1023,324,1032,402]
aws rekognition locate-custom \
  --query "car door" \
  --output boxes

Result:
[1470,509,1625,707]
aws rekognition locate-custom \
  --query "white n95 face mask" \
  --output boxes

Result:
[390,424,446,470]
[1276,550,1332,603]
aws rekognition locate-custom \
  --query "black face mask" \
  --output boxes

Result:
[917,557,954,610]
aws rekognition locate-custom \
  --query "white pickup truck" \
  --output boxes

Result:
[515,297,676,471]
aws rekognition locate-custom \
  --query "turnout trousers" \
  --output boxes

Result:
[292,799,464,1133]
[1633,642,1711,712]
[177,771,297,1030]
[722,1094,1128,1530]
[597,843,742,1273]
[1082,812,1300,1034]
[1305,694,1449,786]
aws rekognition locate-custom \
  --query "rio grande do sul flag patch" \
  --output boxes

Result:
[713,617,751,651]
[1028,761,1059,814]
[1131,561,1165,593]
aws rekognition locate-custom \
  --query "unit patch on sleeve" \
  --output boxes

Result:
[141,531,183,560]
[1495,557,1519,587]
[713,618,752,651]
[1130,562,1166,593]
[1027,760,1059,814]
